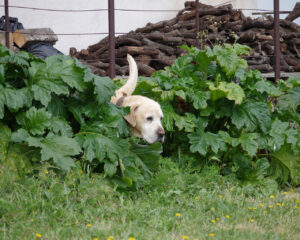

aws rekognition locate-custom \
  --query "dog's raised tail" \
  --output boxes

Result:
[112,54,138,102]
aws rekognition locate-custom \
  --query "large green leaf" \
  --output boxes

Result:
[267,118,289,151]
[130,142,162,172]
[231,100,271,133]
[270,146,300,185]
[278,87,300,112]
[93,76,115,104]
[208,81,245,105]
[238,132,258,157]
[161,102,195,132]
[188,130,226,155]
[0,87,32,118]
[16,107,52,135]
[206,44,249,77]
[188,90,210,109]
[44,56,86,91]
[253,80,282,97]
[75,131,129,164]
[27,135,81,171]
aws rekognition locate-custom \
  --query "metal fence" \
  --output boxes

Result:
[0,0,294,80]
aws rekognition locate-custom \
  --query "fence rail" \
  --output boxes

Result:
[0,0,293,80]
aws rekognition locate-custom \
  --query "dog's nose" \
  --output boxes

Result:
[157,127,165,140]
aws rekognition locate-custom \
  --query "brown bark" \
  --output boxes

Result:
[137,63,156,76]
[285,2,300,22]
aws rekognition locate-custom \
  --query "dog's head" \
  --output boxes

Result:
[125,99,164,144]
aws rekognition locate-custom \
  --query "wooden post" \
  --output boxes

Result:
[195,0,199,48]
[108,0,116,78]
[4,0,10,49]
[274,0,280,80]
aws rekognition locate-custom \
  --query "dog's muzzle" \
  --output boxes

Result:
[157,127,165,143]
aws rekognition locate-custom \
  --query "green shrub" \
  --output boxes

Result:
[132,44,300,186]
[0,45,162,189]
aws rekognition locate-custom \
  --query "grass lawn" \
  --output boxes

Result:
[0,158,299,240]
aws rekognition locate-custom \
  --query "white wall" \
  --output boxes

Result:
[0,0,257,54]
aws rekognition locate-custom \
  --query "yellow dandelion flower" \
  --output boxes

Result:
[228,187,232,191]
[264,210,268,214]
[282,203,285,207]
[248,207,252,210]
[93,238,100,240]
[250,219,254,222]
[195,196,199,200]
[226,215,230,219]
[216,217,220,221]
[194,239,199,240]
[211,207,215,212]
[260,204,264,208]
[270,195,274,199]
[218,195,223,199]
[276,203,282,207]
[36,233,42,238]
[209,233,215,237]
[30,218,34,222]
[129,238,135,240]
[86,224,92,228]
[283,192,287,195]
[269,205,274,209]
[253,207,257,210]
[44,170,49,174]
[182,236,189,240]
[296,200,300,204]
[295,206,299,209]
[211,219,216,223]
[176,213,181,217]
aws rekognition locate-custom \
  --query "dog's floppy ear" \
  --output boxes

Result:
[124,105,139,127]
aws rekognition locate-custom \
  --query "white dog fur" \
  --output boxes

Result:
[111,54,165,144]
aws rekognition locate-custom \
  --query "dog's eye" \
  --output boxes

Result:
[146,116,153,121]
[160,117,163,121]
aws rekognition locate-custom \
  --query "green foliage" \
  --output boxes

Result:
[0,45,161,188]
[132,44,300,186]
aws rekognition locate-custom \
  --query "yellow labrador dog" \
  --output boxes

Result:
[111,54,165,144]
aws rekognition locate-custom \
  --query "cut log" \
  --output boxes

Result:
[224,20,243,30]
[137,63,156,76]
[127,46,160,56]
[279,19,300,32]
[142,38,176,55]
[116,37,142,47]
[242,18,274,30]
[284,55,300,67]
[89,61,110,69]
[136,20,166,33]
[238,31,256,42]
[153,51,176,66]
[69,47,77,57]
[285,2,300,22]
[249,64,273,72]
[178,5,233,21]
[245,56,270,65]
[184,1,214,9]
[135,55,152,65]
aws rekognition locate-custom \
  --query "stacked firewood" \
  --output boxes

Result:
[70,1,300,76]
